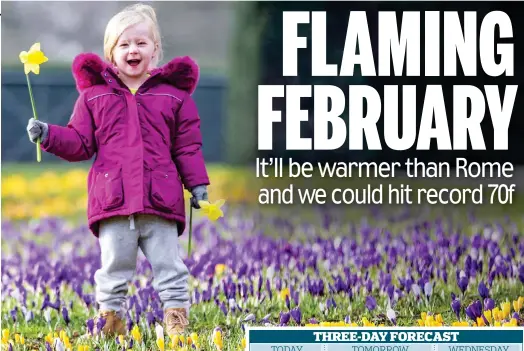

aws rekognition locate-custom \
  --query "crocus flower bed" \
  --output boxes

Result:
[2,203,524,350]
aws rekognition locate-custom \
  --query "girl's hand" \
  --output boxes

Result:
[190,185,208,209]
[27,117,49,143]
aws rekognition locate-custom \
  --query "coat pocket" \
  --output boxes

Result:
[149,167,181,212]
[95,166,124,211]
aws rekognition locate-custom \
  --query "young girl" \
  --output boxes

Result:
[26,3,209,337]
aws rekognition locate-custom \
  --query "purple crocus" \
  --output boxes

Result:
[280,311,290,325]
[96,316,106,332]
[146,311,155,326]
[126,312,134,333]
[478,281,489,299]
[86,318,94,335]
[290,307,302,325]
[10,308,17,322]
[219,302,227,316]
[484,298,495,311]
[458,275,468,294]
[326,297,336,310]
[465,300,482,320]
[451,299,461,319]
[61,307,70,325]
[365,296,377,311]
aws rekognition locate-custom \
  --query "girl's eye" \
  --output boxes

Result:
[120,43,128,47]
[138,42,146,45]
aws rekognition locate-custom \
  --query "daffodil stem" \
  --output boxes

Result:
[188,205,193,256]
[26,74,41,162]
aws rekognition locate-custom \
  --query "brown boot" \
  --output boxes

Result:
[164,308,189,336]
[94,310,127,337]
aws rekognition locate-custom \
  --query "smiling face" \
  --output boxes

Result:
[112,21,157,86]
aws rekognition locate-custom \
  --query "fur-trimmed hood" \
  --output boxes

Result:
[71,53,199,95]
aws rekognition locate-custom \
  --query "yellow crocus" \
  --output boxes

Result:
[198,199,225,221]
[483,310,492,325]
[501,302,511,319]
[452,321,469,327]
[215,264,226,276]
[361,317,375,327]
[131,325,142,342]
[2,329,9,343]
[156,337,165,351]
[45,333,53,344]
[513,298,522,312]
[118,335,125,346]
[476,317,486,327]
[503,318,518,327]
[190,332,199,345]
[279,288,290,301]
[171,335,180,348]
[492,307,503,322]
[19,42,48,75]
[213,328,223,350]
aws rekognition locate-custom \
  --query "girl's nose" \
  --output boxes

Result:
[129,44,139,53]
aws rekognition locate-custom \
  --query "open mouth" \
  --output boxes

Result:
[127,59,141,67]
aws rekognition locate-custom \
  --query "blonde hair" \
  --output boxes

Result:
[104,3,163,66]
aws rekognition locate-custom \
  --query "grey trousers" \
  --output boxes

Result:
[94,214,189,314]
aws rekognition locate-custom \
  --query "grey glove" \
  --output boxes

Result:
[190,185,208,209]
[27,118,49,144]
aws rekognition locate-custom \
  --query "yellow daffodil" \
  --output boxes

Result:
[198,199,225,221]
[19,42,48,161]
[19,42,48,75]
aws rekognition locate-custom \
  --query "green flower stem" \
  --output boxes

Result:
[26,73,41,162]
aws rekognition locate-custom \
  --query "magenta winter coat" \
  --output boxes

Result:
[41,53,210,237]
